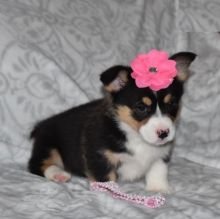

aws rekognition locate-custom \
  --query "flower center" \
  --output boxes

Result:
[149,67,158,74]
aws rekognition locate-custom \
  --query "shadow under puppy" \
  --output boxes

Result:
[28,52,196,193]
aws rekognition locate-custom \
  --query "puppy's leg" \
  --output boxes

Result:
[107,170,117,181]
[87,169,117,182]
[41,149,71,183]
[145,159,172,193]
[86,152,118,182]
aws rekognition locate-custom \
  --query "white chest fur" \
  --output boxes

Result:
[117,122,171,182]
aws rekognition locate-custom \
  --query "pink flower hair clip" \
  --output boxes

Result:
[130,49,177,91]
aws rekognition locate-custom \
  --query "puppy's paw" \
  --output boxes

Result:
[146,182,173,194]
[44,165,71,182]
[53,172,71,182]
[117,163,143,182]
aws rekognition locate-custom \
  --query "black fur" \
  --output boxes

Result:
[29,99,127,181]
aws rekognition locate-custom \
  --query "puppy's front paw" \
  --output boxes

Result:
[146,182,173,194]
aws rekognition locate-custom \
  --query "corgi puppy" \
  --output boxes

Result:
[28,52,196,193]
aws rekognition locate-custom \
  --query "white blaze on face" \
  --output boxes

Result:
[139,104,175,145]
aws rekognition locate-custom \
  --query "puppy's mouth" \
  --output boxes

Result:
[144,138,170,147]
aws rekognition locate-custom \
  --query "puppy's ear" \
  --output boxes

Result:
[169,52,197,82]
[100,65,131,92]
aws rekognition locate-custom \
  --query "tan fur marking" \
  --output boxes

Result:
[177,71,189,81]
[41,149,63,173]
[107,171,117,181]
[173,103,182,122]
[103,149,121,167]
[142,97,152,106]
[164,94,172,104]
[86,171,117,182]
[105,71,128,92]
[176,62,190,81]
[117,106,148,131]
[105,84,115,92]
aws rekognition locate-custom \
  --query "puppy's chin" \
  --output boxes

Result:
[142,137,172,147]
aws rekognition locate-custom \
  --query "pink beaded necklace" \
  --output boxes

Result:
[90,181,165,208]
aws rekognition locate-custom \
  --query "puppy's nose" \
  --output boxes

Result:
[157,129,169,140]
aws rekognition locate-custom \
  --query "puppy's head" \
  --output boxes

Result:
[100,52,196,146]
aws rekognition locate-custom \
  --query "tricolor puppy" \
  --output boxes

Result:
[28,51,196,193]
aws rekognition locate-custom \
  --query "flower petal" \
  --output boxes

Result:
[135,77,151,88]
[150,77,173,91]
[131,58,148,75]
[159,60,177,77]
[147,50,169,64]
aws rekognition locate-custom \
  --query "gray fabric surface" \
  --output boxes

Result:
[0,0,220,218]
[1,157,220,219]
[175,32,220,168]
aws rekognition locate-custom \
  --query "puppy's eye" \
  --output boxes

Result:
[134,102,148,114]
